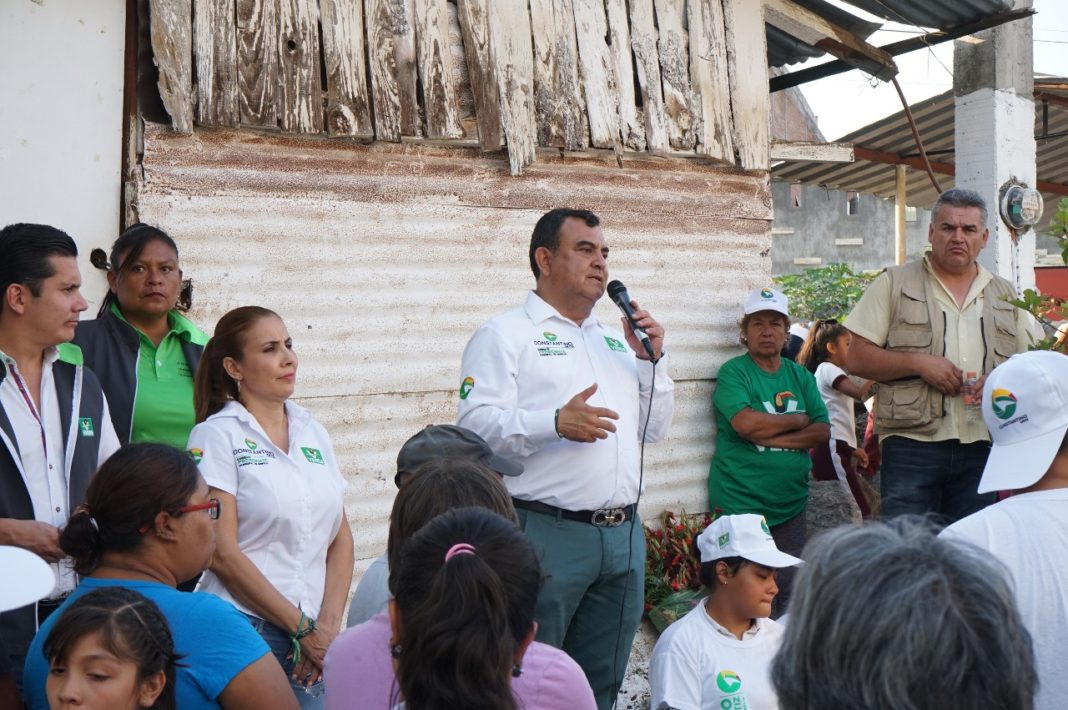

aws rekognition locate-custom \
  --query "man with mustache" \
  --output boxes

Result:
[457,208,675,710]
[844,188,1034,522]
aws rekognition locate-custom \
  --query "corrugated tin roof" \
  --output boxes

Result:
[767,0,1016,68]
[771,79,1068,212]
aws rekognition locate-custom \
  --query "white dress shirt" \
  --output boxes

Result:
[0,349,120,595]
[457,291,674,510]
[189,400,346,619]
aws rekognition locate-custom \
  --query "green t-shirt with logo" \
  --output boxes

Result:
[709,353,829,527]
[114,305,208,450]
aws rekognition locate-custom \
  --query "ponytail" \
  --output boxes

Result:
[392,508,541,710]
[193,306,276,422]
[60,444,199,575]
[796,319,848,373]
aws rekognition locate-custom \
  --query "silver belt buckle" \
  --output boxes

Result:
[591,507,626,527]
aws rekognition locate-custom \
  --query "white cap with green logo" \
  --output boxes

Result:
[696,514,802,568]
[743,287,789,318]
[979,350,1068,493]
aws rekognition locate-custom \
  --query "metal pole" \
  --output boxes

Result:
[895,164,907,265]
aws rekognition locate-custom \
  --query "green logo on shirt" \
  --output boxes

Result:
[244,438,258,450]
[716,670,742,694]
[78,418,94,437]
[543,332,557,342]
[459,376,475,400]
[301,447,325,465]
[604,336,627,352]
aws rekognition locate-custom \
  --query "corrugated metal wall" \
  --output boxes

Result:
[136,124,773,581]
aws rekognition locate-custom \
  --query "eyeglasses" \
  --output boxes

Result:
[174,498,221,521]
[138,498,221,534]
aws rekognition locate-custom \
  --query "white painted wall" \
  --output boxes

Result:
[0,0,126,300]
[955,88,1038,291]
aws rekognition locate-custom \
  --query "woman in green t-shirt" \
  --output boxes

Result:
[708,287,830,616]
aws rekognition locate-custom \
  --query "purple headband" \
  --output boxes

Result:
[444,543,477,562]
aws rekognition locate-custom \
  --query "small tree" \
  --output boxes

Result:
[1009,197,1068,352]
[773,262,878,323]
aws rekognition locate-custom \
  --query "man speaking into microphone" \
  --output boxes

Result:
[457,208,675,708]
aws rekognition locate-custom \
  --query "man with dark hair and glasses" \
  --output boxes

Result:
[0,224,120,682]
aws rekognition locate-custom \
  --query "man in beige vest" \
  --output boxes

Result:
[843,188,1033,522]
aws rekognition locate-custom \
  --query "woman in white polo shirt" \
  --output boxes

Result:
[188,306,354,709]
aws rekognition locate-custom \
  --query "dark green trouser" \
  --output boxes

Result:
[517,507,645,710]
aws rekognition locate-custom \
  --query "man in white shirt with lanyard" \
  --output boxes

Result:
[0,224,120,683]
[458,208,675,709]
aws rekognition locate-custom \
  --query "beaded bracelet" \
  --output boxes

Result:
[289,611,317,665]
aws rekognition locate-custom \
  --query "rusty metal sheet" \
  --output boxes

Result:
[136,124,771,576]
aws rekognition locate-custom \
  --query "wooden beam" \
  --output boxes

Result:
[456,0,504,150]
[770,7,1035,92]
[572,0,621,149]
[149,0,193,133]
[654,0,695,150]
[604,0,645,150]
[489,0,537,174]
[194,0,238,126]
[688,0,733,161]
[529,0,587,150]
[321,0,373,137]
[763,0,897,81]
[770,140,854,162]
[629,0,669,155]
[414,0,464,138]
[723,0,769,170]
[854,145,1068,197]
[277,0,324,133]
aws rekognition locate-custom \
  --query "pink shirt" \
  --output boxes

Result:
[323,612,596,710]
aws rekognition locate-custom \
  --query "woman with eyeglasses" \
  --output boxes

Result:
[21,443,297,710]
[188,307,353,709]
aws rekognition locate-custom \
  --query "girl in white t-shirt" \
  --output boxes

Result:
[649,514,802,710]
[189,307,355,709]
[797,319,874,519]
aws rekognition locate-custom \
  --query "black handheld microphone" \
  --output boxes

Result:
[607,280,656,361]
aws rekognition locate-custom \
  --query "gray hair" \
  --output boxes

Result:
[930,188,988,228]
[771,518,1036,710]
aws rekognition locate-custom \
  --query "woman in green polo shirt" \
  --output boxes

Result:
[69,224,208,450]
[708,287,830,616]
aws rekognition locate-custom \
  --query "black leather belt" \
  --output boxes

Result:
[512,498,636,527]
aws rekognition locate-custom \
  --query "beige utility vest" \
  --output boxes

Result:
[874,260,1018,436]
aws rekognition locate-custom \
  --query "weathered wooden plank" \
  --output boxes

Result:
[395,0,421,136]
[529,0,587,150]
[571,0,618,149]
[488,0,537,174]
[688,0,733,161]
[194,0,238,126]
[723,0,769,170]
[653,0,694,150]
[604,0,644,151]
[149,0,194,133]
[456,0,503,149]
[321,0,373,137]
[235,0,277,128]
[628,0,669,154]
[277,0,323,133]
[414,0,464,138]
[770,140,854,162]
[365,0,402,141]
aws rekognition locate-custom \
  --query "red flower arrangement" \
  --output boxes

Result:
[644,510,713,631]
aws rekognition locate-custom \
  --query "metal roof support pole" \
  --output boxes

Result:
[952,0,1036,292]
[895,164,907,266]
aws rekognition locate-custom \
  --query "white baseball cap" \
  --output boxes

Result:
[0,546,55,612]
[743,287,789,318]
[696,514,802,568]
[978,351,1068,493]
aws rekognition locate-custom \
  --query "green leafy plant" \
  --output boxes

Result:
[1009,197,1068,352]
[773,262,878,322]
